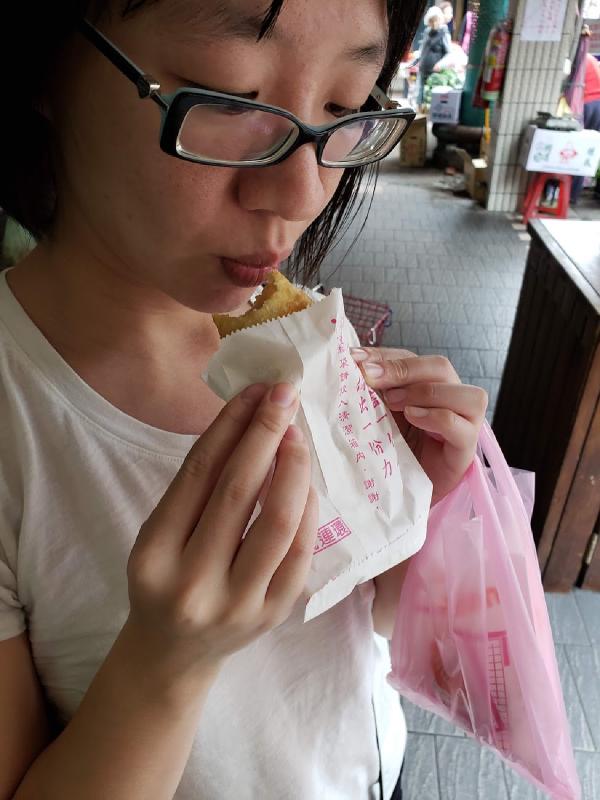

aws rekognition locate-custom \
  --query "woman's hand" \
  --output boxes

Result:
[351,347,488,505]
[126,383,318,678]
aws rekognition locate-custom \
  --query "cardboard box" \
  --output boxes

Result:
[429,87,462,125]
[519,125,600,177]
[399,113,427,166]
[466,157,489,205]
[457,149,489,205]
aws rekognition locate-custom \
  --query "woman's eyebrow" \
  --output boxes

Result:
[164,1,387,67]
[347,40,387,68]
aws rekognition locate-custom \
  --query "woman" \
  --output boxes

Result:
[571,50,600,205]
[0,2,487,798]
[416,6,451,108]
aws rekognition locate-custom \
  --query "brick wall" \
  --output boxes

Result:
[485,0,579,212]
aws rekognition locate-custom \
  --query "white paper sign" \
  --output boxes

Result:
[521,0,568,41]
[583,0,600,20]
[206,289,433,622]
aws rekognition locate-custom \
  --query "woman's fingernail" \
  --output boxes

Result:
[385,388,408,404]
[241,383,268,401]
[405,405,428,418]
[350,348,369,362]
[283,424,304,442]
[364,362,384,378]
[270,383,297,408]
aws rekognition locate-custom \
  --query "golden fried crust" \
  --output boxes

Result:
[213,271,313,338]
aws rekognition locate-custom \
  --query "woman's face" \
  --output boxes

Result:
[48,0,388,313]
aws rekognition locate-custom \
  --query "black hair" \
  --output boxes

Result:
[1,0,426,284]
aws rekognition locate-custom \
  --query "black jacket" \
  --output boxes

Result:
[419,27,450,74]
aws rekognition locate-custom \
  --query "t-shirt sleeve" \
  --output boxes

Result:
[0,529,26,640]
[0,349,27,640]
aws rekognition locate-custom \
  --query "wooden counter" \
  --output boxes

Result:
[493,219,600,591]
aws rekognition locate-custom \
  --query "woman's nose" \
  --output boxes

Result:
[236,143,334,222]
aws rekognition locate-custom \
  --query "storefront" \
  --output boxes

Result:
[394,0,600,215]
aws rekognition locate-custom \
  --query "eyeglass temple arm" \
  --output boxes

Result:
[78,19,168,110]
[369,84,399,110]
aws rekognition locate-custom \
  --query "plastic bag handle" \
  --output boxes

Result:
[478,421,513,488]
[472,420,531,528]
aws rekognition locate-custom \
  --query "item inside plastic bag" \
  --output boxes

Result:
[389,421,581,800]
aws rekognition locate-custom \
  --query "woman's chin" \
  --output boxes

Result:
[171,260,259,314]
[194,285,256,315]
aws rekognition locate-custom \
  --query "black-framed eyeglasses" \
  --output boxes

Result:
[78,20,416,169]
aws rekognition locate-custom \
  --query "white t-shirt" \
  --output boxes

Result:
[0,267,406,800]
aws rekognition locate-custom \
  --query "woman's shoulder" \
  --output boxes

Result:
[0,266,83,427]
[0,320,31,487]
[0,286,47,419]
[0,282,67,493]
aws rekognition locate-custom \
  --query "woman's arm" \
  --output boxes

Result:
[0,634,51,800]
[351,348,487,639]
[13,619,220,800]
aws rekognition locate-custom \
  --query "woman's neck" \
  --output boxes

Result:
[8,241,222,372]
[5,243,232,434]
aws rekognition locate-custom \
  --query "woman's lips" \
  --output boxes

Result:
[220,257,280,288]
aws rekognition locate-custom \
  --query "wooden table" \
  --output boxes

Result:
[493,219,600,591]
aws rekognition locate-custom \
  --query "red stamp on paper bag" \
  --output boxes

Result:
[313,517,352,554]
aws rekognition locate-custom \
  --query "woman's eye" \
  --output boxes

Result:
[178,77,257,100]
[218,105,253,116]
[328,103,361,118]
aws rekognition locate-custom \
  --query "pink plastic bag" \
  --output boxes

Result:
[388,421,581,800]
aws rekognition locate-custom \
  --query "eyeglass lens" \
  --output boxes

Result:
[176,102,407,166]
[177,103,297,163]
[322,117,407,165]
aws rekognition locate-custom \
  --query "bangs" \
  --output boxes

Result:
[258,0,286,38]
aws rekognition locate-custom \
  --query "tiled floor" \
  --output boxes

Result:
[399,590,600,800]
[319,162,531,421]
[317,161,600,798]
[318,162,600,422]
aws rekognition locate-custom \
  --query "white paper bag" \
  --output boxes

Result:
[206,288,433,621]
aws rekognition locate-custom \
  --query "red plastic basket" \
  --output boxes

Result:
[343,294,393,347]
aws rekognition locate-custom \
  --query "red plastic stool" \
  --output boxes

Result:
[522,173,572,225]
